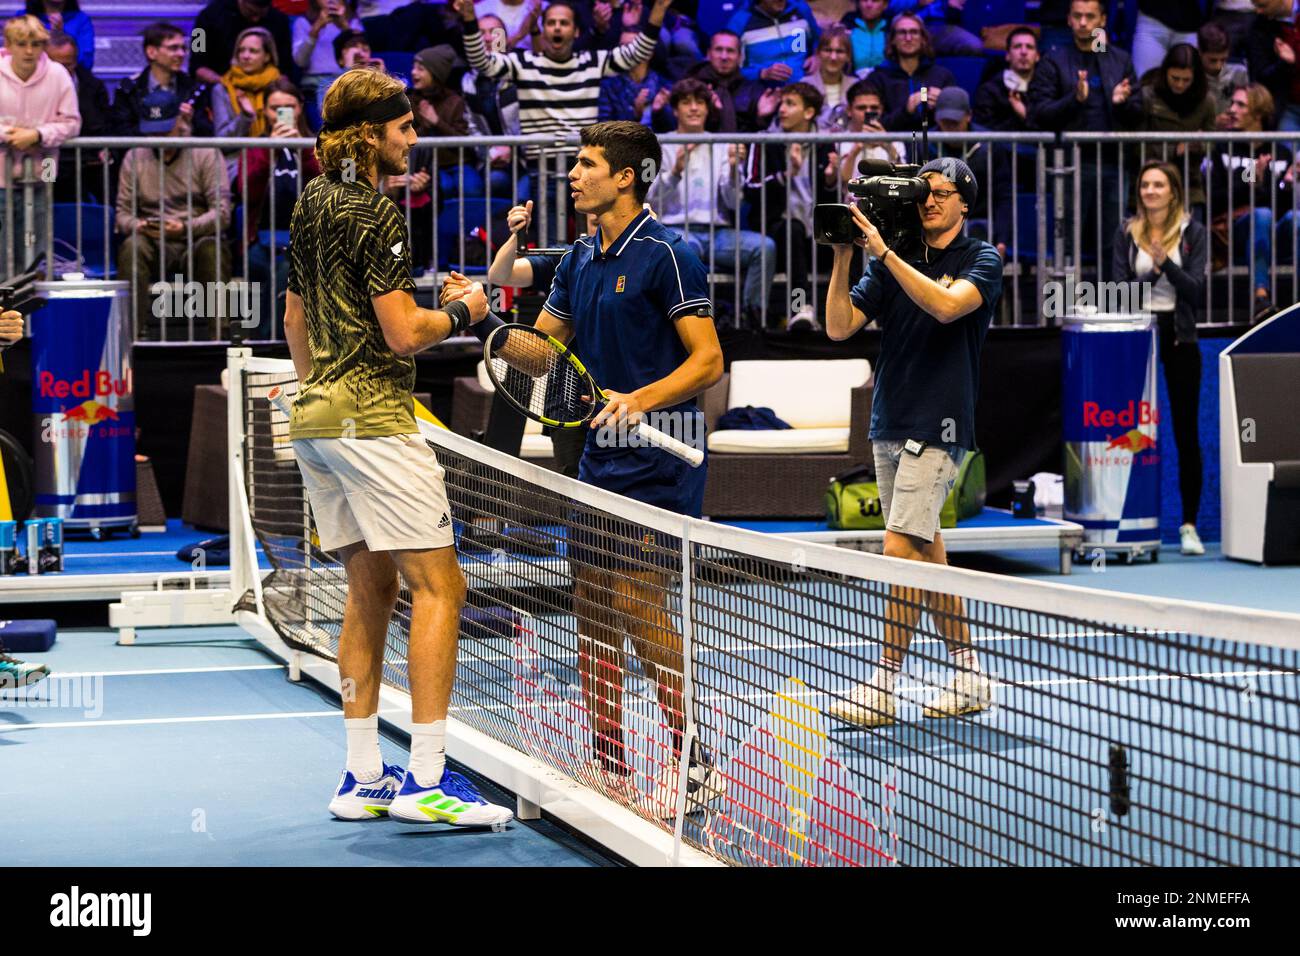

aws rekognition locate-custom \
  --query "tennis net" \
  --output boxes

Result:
[231,354,1300,867]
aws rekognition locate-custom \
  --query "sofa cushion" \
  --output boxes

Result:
[726,359,870,428]
[708,427,850,454]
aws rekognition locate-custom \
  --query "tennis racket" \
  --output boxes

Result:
[483,323,704,467]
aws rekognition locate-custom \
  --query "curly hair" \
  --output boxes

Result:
[315,68,408,177]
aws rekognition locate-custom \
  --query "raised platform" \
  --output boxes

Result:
[0,519,269,603]
[723,508,1085,574]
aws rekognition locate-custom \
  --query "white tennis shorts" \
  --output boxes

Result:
[292,434,455,552]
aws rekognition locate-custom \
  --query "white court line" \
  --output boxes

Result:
[452,664,1296,713]
[0,710,342,731]
[461,629,1172,669]
[44,664,285,679]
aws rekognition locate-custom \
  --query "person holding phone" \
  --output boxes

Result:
[834,80,905,195]
[233,77,320,338]
[293,0,361,129]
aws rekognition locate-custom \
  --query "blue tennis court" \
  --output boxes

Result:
[0,626,612,867]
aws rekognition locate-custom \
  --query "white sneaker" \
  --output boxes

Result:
[787,306,819,331]
[828,681,895,727]
[579,759,638,806]
[1179,523,1205,556]
[327,763,405,820]
[922,672,992,719]
[645,751,728,820]
[388,767,514,828]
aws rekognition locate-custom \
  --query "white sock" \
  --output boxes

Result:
[951,647,980,675]
[345,714,382,782]
[409,720,447,788]
[871,658,900,694]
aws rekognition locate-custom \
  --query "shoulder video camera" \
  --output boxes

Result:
[813,157,930,250]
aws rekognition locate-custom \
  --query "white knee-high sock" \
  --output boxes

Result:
[409,720,447,788]
[345,714,382,782]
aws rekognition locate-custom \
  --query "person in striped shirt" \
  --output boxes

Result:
[454,0,674,243]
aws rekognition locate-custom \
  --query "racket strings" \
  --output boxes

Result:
[489,329,592,424]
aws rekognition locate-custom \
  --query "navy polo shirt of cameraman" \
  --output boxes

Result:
[543,207,712,515]
[849,234,1003,450]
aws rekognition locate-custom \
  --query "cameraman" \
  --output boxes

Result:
[823,158,1001,730]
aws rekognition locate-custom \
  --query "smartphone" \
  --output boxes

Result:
[275,106,295,128]
[863,110,880,125]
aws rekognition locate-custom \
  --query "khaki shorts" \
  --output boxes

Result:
[872,439,966,544]
[292,434,455,552]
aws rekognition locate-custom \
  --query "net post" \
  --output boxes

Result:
[226,347,264,616]
[670,517,695,866]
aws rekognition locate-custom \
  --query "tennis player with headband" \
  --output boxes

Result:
[282,68,513,827]
[445,121,725,818]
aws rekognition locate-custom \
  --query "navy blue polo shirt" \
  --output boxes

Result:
[543,208,713,513]
[525,251,562,294]
[849,234,1002,450]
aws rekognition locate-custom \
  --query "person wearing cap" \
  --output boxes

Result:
[282,67,513,828]
[116,86,231,340]
[0,13,79,272]
[823,157,1003,729]
[292,0,361,130]
[108,21,214,140]
[928,86,1012,256]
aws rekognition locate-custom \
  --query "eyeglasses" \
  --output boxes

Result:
[927,188,960,202]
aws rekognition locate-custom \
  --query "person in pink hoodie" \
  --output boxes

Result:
[0,13,79,273]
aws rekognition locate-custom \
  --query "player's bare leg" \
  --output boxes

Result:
[386,545,511,826]
[917,532,991,718]
[574,567,635,800]
[390,547,465,726]
[337,542,400,719]
[619,568,727,818]
[326,542,405,819]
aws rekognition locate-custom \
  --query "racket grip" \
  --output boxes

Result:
[266,385,292,416]
[633,421,705,467]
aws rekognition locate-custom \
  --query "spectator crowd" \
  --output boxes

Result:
[1,0,1299,332]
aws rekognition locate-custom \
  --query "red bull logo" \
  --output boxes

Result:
[1083,400,1158,429]
[39,369,132,400]
[1105,428,1157,453]
[63,400,120,424]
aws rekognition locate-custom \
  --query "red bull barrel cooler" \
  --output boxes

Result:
[29,280,137,537]
[1062,311,1161,559]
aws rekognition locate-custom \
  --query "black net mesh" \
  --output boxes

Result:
[241,366,1300,867]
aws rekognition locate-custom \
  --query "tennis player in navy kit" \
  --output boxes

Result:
[523,121,725,818]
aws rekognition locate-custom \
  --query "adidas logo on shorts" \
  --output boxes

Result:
[437,513,450,529]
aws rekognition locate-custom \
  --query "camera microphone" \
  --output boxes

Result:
[856,157,896,178]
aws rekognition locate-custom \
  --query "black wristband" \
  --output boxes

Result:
[444,299,472,336]
[880,247,893,264]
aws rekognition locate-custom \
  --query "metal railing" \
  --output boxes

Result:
[8,130,1296,343]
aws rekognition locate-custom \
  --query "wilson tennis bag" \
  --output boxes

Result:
[826,450,985,531]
